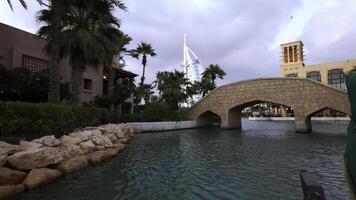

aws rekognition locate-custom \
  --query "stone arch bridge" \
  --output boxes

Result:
[186,78,351,133]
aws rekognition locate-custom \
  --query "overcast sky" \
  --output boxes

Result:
[1,0,356,86]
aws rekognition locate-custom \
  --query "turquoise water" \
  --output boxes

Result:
[8,120,351,200]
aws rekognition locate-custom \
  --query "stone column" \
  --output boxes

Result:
[287,46,290,63]
[221,109,242,129]
[295,117,311,133]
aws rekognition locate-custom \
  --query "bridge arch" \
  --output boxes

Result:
[187,78,351,133]
[196,110,222,127]
[226,99,295,129]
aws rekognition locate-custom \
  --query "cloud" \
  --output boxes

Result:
[1,0,355,86]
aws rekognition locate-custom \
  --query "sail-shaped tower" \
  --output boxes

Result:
[183,34,204,104]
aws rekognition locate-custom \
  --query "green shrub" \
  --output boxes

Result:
[0,101,110,138]
[141,102,187,122]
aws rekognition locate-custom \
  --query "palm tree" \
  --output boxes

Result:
[104,32,132,106]
[202,64,226,85]
[7,0,27,10]
[131,42,156,87]
[193,78,215,97]
[38,0,126,106]
[154,70,190,109]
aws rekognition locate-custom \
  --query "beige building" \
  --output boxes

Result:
[279,40,355,117]
[0,22,137,110]
[280,41,356,91]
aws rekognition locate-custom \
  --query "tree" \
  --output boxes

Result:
[37,0,126,106]
[105,32,132,111]
[193,78,216,97]
[7,0,28,10]
[154,70,191,109]
[202,64,226,85]
[130,42,156,87]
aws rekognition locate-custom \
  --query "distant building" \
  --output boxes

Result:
[182,34,204,104]
[0,22,137,109]
[279,40,354,117]
[280,41,355,90]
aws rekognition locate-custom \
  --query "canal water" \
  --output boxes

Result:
[8,120,351,200]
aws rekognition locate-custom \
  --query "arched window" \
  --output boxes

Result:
[328,69,345,90]
[286,73,298,77]
[306,71,321,82]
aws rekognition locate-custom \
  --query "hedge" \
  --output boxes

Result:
[0,101,111,138]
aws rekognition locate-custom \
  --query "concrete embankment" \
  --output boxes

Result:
[127,121,197,132]
[0,124,135,199]
[248,117,351,121]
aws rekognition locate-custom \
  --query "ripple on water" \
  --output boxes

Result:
[7,120,352,200]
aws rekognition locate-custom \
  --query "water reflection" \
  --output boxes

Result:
[8,120,350,200]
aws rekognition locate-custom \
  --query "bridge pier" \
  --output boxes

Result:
[221,120,241,129]
[295,119,311,133]
[221,108,242,129]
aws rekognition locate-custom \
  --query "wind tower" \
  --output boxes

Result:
[182,34,204,104]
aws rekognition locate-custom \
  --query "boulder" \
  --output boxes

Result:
[91,135,113,147]
[113,143,127,152]
[0,184,25,199]
[57,144,84,159]
[0,155,6,167]
[97,126,108,135]
[95,145,105,151]
[69,130,92,142]
[104,147,120,157]
[91,129,102,137]
[32,135,61,147]
[7,147,64,170]
[106,134,118,143]
[0,167,27,186]
[114,130,126,139]
[86,151,111,165]
[78,140,96,154]
[0,141,20,156]
[19,141,43,151]
[118,138,130,144]
[54,156,89,174]
[60,135,81,146]
[23,168,61,189]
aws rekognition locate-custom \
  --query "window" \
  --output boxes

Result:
[22,55,49,73]
[286,73,298,77]
[84,79,92,90]
[328,69,345,90]
[284,47,288,63]
[306,71,321,82]
[289,46,293,62]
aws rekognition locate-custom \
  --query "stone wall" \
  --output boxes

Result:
[0,124,135,199]
[128,121,196,132]
[187,78,351,133]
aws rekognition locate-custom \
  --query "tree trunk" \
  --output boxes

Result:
[71,67,84,107]
[108,68,116,112]
[140,63,146,87]
[48,59,60,103]
[47,0,64,103]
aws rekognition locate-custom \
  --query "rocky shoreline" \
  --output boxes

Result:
[0,123,135,199]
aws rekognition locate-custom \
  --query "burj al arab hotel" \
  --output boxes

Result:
[182,34,204,104]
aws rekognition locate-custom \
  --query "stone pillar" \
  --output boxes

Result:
[287,46,290,63]
[221,109,242,129]
[295,118,311,133]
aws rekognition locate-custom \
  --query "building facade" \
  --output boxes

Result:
[280,41,356,91]
[0,22,137,108]
[279,40,355,117]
